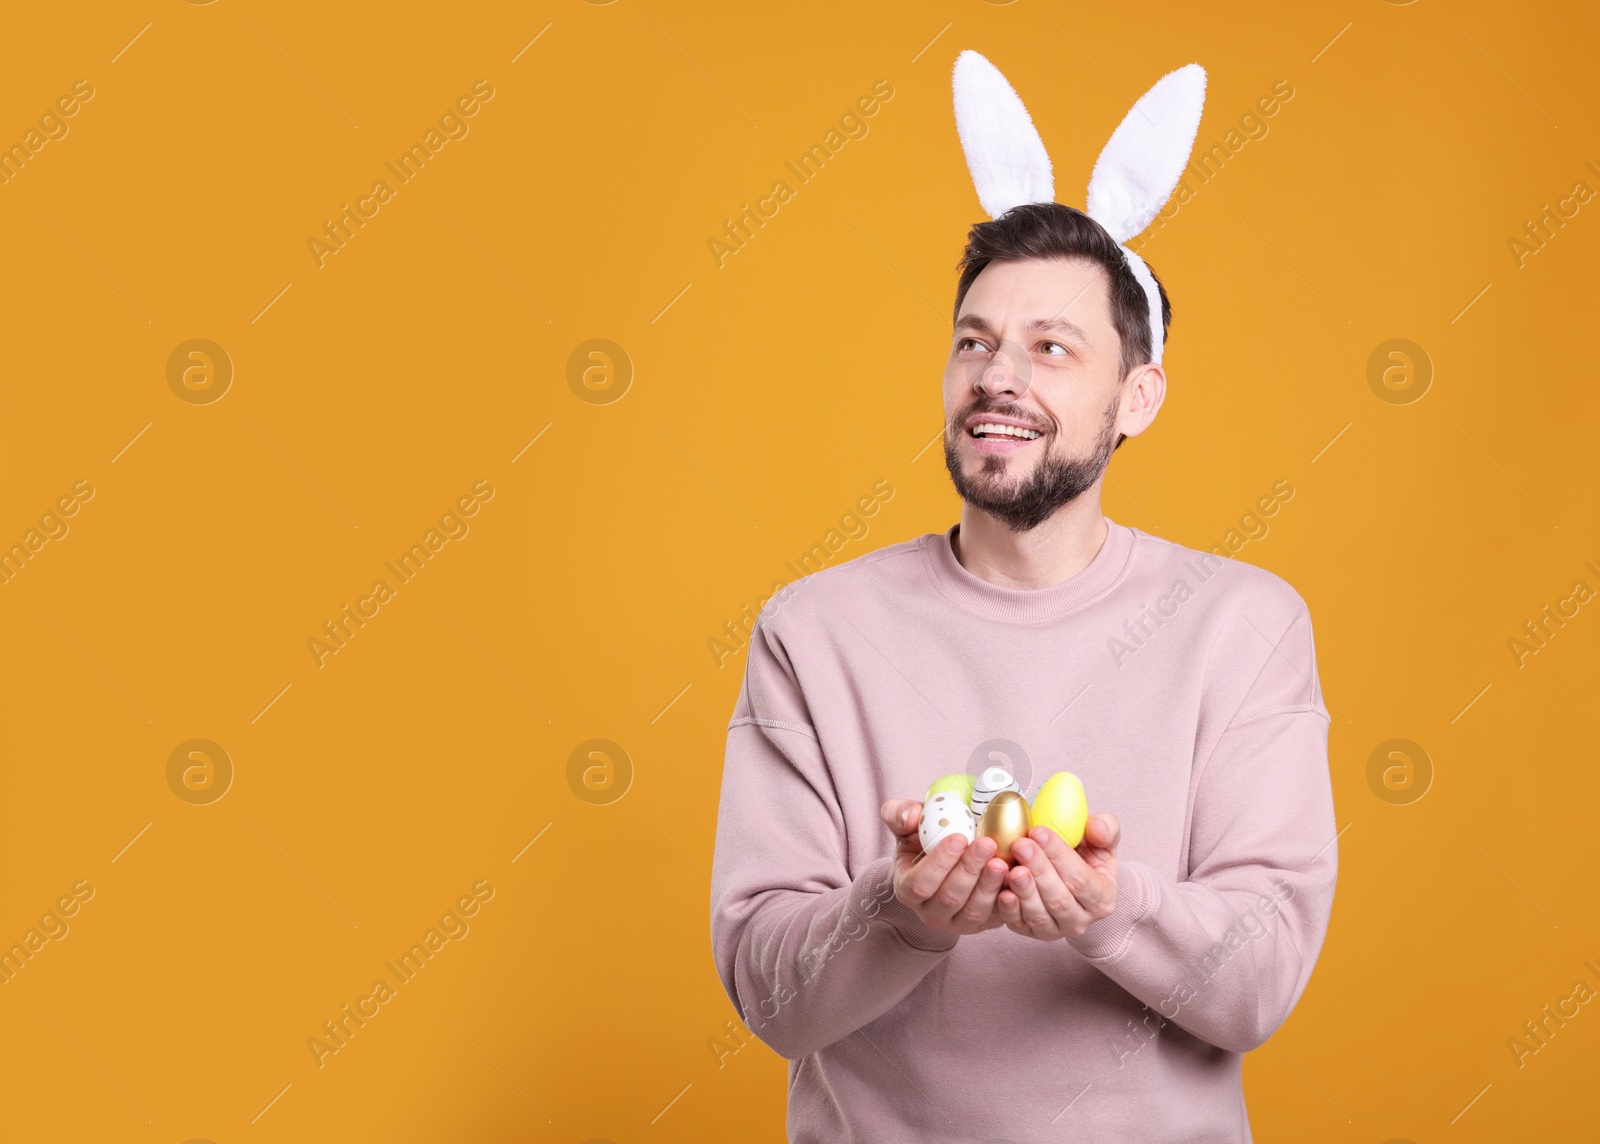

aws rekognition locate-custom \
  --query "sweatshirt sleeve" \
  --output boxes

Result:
[709,612,960,1060]
[1064,598,1339,1054]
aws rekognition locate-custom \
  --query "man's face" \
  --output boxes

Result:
[942,257,1129,533]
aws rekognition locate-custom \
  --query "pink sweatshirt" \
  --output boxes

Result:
[710,516,1338,1142]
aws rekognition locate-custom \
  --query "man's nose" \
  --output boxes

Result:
[973,337,1031,400]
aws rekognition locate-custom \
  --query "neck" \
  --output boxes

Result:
[953,494,1110,590]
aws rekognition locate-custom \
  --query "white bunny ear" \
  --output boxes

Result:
[952,49,1054,219]
[1085,64,1206,243]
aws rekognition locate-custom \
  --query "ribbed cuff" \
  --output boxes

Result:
[859,857,960,953]
[1067,860,1158,961]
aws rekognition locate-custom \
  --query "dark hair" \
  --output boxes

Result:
[952,202,1171,450]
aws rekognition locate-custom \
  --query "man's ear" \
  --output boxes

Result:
[1117,362,1167,441]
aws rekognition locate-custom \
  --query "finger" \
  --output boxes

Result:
[1081,812,1120,852]
[889,815,926,867]
[955,856,1009,929]
[886,802,927,879]
[1034,826,1116,919]
[1029,827,1102,898]
[1012,832,1093,932]
[890,831,926,884]
[995,886,1023,929]
[904,833,967,902]
[882,799,923,837]
[976,907,1014,932]
[931,836,998,921]
[1004,864,1060,939]
[893,818,926,857]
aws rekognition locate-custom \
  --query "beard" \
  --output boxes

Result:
[942,394,1120,533]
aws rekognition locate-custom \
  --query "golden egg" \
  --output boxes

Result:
[977,790,1032,863]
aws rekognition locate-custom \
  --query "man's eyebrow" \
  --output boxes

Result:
[952,314,1093,345]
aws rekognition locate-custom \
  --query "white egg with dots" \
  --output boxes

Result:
[918,791,976,854]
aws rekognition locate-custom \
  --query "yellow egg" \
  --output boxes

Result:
[977,790,1031,863]
[1030,772,1088,847]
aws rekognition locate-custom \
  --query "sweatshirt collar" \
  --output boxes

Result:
[921,515,1136,625]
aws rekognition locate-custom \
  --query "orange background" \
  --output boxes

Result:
[2,1,1597,1140]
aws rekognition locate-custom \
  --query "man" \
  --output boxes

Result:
[709,200,1337,1142]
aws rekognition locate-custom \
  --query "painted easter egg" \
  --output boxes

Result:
[970,766,1021,817]
[918,791,976,854]
[1030,772,1089,848]
[924,773,978,808]
[977,790,1031,863]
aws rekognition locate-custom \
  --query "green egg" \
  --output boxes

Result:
[924,773,978,808]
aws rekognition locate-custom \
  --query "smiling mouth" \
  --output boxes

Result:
[968,422,1044,441]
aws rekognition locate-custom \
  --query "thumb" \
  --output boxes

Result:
[1083,812,1119,850]
[882,798,921,836]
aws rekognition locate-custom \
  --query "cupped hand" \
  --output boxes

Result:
[996,812,1120,941]
[881,799,1013,936]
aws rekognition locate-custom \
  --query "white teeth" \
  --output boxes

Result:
[971,422,1041,439]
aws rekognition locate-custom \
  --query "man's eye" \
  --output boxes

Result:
[957,337,986,352]
[1040,341,1068,356]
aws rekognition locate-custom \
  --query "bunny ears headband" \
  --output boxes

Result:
[951,50,1207,367]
